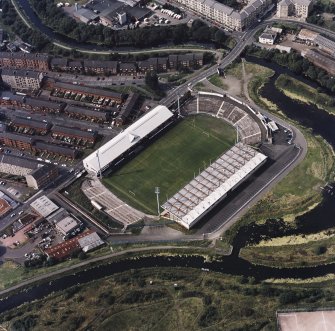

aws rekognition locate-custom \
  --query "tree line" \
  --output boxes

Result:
[1,0,49,50]
[30,0,233,49]
[245,45,335,93]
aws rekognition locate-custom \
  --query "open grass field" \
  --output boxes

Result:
[2,267,335,330]
[103,115,236,214]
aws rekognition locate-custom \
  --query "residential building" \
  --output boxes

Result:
[50,58,69,71]
[25,164,59,190]
[1,69,44,90]
[259,32,277,45]
[10,116,51,135]
[115,92,139,126]
[83,60,118,75]
[0,52,49,71]
[119,63,137,76]
[0,93,65,114]
[277,0,313,19]
[168,53,204,70]
[52,82,124,104]
[51,125,97,145]
[175,0,272,31]
[63,104,110,122]
[33,141,79,159]
[0,132,34,151]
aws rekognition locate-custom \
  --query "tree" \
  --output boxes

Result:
[145,71,159,90]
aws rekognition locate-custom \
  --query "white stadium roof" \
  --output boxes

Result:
[162,143,267,229]
[83,105,174,174]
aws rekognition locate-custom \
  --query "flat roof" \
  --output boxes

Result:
[83,105,174,174]
[1,69,41,79]
[30,195,59,217]
[277,310,335,331]
[163,143,267,229]
[56,216,78,234]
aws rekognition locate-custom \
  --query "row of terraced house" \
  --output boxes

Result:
[0,52,204,76]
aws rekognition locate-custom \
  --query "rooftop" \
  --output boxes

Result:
[52,125,97,139]
[56,216,79,234]
[30,195,59,218]
[83,105,174,174]
[78,232,104,252]
[163,143,267,229]
[0,154,44,170]
[12,116,50,130]
[1,69,42,79]
[53,82,123,99]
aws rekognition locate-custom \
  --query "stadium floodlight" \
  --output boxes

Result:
[96,150,102,178]
[155,187,160,217]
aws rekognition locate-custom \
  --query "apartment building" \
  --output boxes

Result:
[83,60,118,75]
[1,69,44,90]
[277,0,313,19]
[25,164,59,190]
[0,52,49,71]
[175,0,272,31]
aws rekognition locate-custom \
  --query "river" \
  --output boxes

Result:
[1,58,335,313]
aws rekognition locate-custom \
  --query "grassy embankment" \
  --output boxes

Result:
[103,115,236,214]
[240,228,335,268]
[2,267,335,330]
[207,74,229,90]
[222,62,335,245]
[275,74,335,115]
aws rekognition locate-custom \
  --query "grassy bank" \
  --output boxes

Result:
[240,235,335,268]
[222,62,335,245]
[275,74,335,115]
[208,74,228,90]
[2,267,335,330]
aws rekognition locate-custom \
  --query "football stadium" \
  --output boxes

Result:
[83,92,268,229]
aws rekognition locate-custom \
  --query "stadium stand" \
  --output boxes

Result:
[162,142,267,229]
[82,179,145,226]
[194,92,264,145]
[83,105,174,175]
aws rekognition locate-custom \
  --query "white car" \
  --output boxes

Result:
[18,211,24,215]
[10,213,16,218]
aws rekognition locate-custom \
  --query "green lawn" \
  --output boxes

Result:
[103,115,236,214]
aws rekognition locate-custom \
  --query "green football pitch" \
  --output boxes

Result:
[102,114,236,214]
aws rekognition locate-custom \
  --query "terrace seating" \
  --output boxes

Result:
[227,107,245,124]
[82,179,145,226]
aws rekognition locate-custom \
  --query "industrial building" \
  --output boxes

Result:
[83,105,175,175]
[30,195,59,218]
[162,143,267,229]
[55,216,80,236]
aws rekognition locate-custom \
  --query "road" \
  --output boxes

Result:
[1,8,324,243]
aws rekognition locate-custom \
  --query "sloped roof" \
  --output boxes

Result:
[83,105,174,174]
